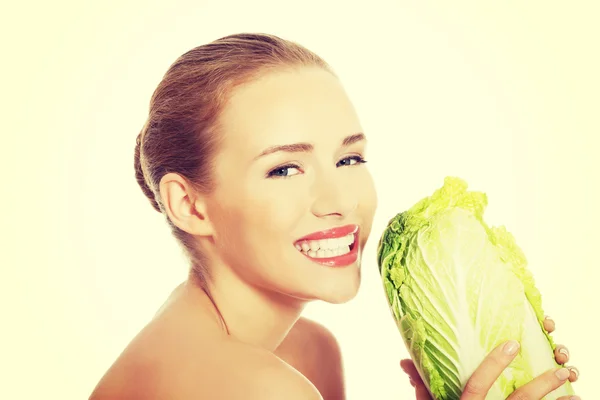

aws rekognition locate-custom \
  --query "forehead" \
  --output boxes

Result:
[217,67,362,155]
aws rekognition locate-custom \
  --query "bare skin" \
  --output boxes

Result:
[274,315,346,399]
[401,316,580,400]
[91,67,580,399]
[90,279,334,399]
[89,279,578,400]
[92,67,371,400]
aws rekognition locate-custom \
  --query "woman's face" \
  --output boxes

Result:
[206,66,377,304]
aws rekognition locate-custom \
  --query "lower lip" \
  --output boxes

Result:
[298,232,359,267]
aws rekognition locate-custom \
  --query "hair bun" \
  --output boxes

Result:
[134,131,161,213]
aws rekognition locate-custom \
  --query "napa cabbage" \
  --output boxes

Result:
[376,177,574,399]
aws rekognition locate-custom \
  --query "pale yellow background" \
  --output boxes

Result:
[2,1,598,399]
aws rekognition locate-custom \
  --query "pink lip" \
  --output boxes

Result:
[294,224,359,243]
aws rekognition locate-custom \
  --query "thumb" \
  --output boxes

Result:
[400,359,432,400]
[400,359,424,384]
[415,383,433,400]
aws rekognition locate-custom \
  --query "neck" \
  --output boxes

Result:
[186,267,307,352]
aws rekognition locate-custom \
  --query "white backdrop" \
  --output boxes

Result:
[2,1,598,399]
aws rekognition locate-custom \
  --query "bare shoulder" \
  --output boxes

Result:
[89,316,322,400]
[291,317,341,348]
[275,317,345,400]
[232,343,324,400]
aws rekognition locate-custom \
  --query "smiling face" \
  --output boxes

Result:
[204,66,378,304]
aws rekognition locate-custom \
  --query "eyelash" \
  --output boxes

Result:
[266,155,367,179]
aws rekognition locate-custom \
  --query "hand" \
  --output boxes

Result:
[400,316,580,400]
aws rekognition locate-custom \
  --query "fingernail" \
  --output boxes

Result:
[568,366,580,379]
[555,368,570,380]
[503,340,520,355]
[570,396,580,400]
[559,348,570,357]
[545,315,552,320]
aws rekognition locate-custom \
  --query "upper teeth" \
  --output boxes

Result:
[295,233,355,252]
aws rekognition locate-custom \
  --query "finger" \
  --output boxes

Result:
[543,315,556,333]
[557,397,580,400]
[400,359,425,385]
[461,340,521,399]
[415,382,433,400]
[401,360,432,399]
[553,344,570,364]
[566,365,580,382]
[506,367,571,399]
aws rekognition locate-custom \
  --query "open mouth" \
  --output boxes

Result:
[293,224,360,266]
[294,232,357,259]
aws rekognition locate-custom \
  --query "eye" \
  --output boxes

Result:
[337,155,367,168]
[267,164,302,178]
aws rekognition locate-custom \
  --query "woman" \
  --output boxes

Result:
[90,33,579,399]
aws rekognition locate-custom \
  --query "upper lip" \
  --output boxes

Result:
[295,224,359,243]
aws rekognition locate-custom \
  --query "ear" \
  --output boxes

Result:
[159,173,214,236]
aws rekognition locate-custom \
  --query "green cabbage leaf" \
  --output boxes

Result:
[376,177,574,399]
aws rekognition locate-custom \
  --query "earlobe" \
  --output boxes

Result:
[159,173,214,236]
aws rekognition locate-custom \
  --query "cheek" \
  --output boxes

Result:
[245,195,306,236]
[355,172,378,242]
[356,171,378,212]
[220,184,309,249]
[244,180,311,230]
[216,198,307,281]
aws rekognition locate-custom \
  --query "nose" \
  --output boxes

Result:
[310,172,358,219]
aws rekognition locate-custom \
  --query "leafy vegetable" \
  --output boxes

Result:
[376,177,574,399]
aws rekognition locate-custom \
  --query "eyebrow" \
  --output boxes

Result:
[254,132,366,160]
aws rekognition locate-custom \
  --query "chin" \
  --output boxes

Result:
[320,288,360,305]
[309,265,363,305]
[277,267,361,305]
[273,246,365,304]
